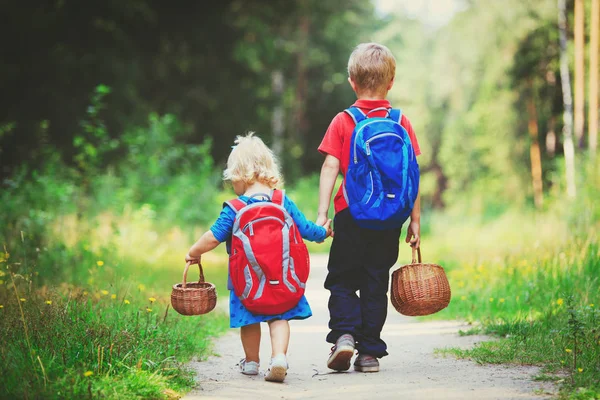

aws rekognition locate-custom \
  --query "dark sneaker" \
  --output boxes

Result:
[353,353,379,372]
[327,334,355,371]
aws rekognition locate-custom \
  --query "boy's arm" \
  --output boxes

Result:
[316,154,340,226]
[185,231,220,264]
[405,188,421,249]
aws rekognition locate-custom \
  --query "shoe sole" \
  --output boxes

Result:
[327,345,354,371]
[264,365,287,382]
[354,365,379,373]
[241,370,258,376]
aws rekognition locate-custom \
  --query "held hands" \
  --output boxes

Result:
[405,219,421,249]
[316,212,334,242]
[316,212,328,227]
[185,253,201,265]
[323,218,333,239]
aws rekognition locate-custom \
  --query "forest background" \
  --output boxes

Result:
[1,0,599,399]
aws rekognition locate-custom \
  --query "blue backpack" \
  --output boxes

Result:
[343,106,419,230]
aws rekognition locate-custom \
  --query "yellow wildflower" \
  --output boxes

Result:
[100,290,109,296]
[111,294,117,300]
[0,305,3,309]
[589,304,595,307]
[460,295,467,301]
[489,297,494,302]
[556,298,564,306]
[137,283,146,292]
[499,298,505,303]
[45,300,52,305]
[146,308,152,313]
[148,297,156,303]
[96,260,104,267]
[20,298,26,302]
[578,368,583,373]
[565,348,572,353]
[84,371,93,377]
[123,299,130,305]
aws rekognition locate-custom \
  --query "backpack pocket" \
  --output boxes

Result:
[289,243,309,287]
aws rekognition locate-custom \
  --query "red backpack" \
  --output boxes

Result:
[225,190,310,315]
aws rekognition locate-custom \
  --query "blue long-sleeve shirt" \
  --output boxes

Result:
[210,193,326,243]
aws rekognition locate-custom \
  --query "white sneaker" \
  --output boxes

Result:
[264,354,288,382]
[239,359,259,375]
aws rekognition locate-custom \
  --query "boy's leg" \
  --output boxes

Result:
[355,228,401,359]
[324,209,365,344]
[240,323,261,362]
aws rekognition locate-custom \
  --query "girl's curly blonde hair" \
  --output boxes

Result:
[223,132,283,188]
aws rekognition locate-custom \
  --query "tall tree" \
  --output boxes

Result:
[574,0,586,148]
[590,0,599,156]
[559,0,577,198]
[527,80,544,208]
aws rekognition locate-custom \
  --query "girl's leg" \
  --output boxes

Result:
[240,323,261,362]
[267,319,290,357]
[265,319,289,382]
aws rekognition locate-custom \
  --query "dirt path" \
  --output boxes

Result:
[184,254,556,400]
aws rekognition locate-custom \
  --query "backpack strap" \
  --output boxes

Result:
[224,198,247,213]
[365,107,392,117]
[344,107,366,125]
[389,108,402,123]
[271,189,285,206]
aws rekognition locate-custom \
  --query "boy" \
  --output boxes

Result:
[316,43,421,373]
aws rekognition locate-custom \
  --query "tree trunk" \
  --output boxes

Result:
[590,0,599,157]
[291,0,310,172]
[271,70,285,161]
[574,0,586,148]
[546,116,557,157]
[559,0,577,198]
[527,81,544,208]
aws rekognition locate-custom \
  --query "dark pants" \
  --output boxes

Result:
[325,209,401,358]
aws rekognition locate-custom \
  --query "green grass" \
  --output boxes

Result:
[423,164,600,399]
[0,230,229,399]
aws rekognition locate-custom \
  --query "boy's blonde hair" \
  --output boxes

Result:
[223,132,282,188]
[347,43,396,93]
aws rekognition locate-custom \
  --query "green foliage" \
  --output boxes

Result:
[426,161,600,397]
[102,113,221,226]
[0,256,227,399]
[74,85,119,180]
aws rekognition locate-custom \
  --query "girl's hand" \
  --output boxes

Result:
[185,253,200,265]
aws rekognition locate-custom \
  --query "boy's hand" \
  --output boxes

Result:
[323,218,334,238]
[316,212,328,227]
[405,220,421,249]
[185,253,200,265]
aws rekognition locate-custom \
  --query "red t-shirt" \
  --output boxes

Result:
[318,99,421,214]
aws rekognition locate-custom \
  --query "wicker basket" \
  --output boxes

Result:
[171,262,217,316]
[390,247,451,316]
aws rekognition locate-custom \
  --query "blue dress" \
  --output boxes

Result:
[210,192,326,328]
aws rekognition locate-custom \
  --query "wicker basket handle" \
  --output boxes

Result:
[182,261,206,289]
[411,247,422,264]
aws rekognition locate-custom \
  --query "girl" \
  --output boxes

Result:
[185,133,332,382]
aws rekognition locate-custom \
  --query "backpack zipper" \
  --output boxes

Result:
[242,216,284,236]
[365,132,403,156]
[365,172,374,204]
[353,119,401,162]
